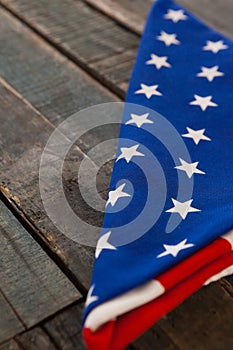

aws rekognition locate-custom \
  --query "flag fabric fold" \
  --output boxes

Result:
[84,250,233,350]
[83,0,233,348]
[84,231,233,334]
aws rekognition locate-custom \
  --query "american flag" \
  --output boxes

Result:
[83,0,233,348]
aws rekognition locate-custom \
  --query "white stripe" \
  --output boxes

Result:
[85,279,165,331]
[85,229,233,331]
[204,264,233,285]
[222,230,233,248]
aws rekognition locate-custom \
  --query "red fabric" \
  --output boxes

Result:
[83,249,233,350]
[83,321,114,350]
[157,237,231,288]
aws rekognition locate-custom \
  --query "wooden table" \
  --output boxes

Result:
[0,1,232,349]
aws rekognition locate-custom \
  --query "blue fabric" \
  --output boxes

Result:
[83,0,233,322]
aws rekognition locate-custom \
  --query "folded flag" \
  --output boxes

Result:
[83,232,233,350]
[83,0,233,348]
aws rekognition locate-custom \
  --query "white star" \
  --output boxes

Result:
[106,183,131,207]
[95,231,116,259]
[203,40,228,53]
[116,144,144,163]
[85,285,98,307]
[125,113,153,128]
[164,9,187,23]
[135,83,162,99]
[197,66,224,82]
[166,198,200,219]
[146,54,171,70]
[182,127,211,145]
[157,239,194,258]
[175,158,205,178]
[189,94,218,111]
[156,31,180,46]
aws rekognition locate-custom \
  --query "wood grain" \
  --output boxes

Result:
[15,328,57,350]
[0,79,99,290]
[42,304,87,350]
[0,200,80,333]
[16,303,133,350]
[14,283,233,350]
[83,0,233,38]
[158,283,233,350]
[0,340,22,350]
[15,304,98,350]
[178,0,233,38]
[0,0,139,99]
[0,5,118,290]
[83,0,153,35]
[0,1,232,349]
[0,7,117,125]
[1,0,232,103]
[0,291,24,344]
[132,322,180,350]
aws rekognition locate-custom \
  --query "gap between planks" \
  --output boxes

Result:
[0,199,81,344]
[0,0,232,300]
[0,1,127,99]
[0,6,120,292]
[82,0,233,38]
[0,0,231,292]
[1,0,232,105]
[0,191,88,298]
[0,76,94,297]
[0,1,231,348]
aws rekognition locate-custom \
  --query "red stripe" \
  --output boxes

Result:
[83,321,115,350]
[83,251,233,350]
[157,237,231,289]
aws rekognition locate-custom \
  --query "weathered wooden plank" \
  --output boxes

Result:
[0,79,97,290]
[1,0,232,103]
[84,0,233,38]
[16,303,133,350]
[14,282,233,350]
[2,0,231,278]
[0,339,22,350]
[157,283,233,350]
[178,0,233,38]
[0,3,231,350]
[0,200,81,331]
[42,304,87,350]
[0,291,24,344]
[15,327,57,350]
[132,323,180,350]
[225,274,233,291]
[15,304,97,350]
[83,0,153,35]
[0,4,118,291]
[0,0,139,99]
[0,7,117,125]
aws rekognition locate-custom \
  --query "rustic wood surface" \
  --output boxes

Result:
[1,0,231,100]
[0,200,80,343]
[15,328,58,350]
[0,291,24,344]
[83,0,233,38]
[0,7,117,290]
[132,282,233,350]
[0,0,232,349]
[0,340,22,350]
[158,282,233,350]
[0,77,95,291]
[0,7,117,125]
[83,0,153,35]
[0,0,139,98]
